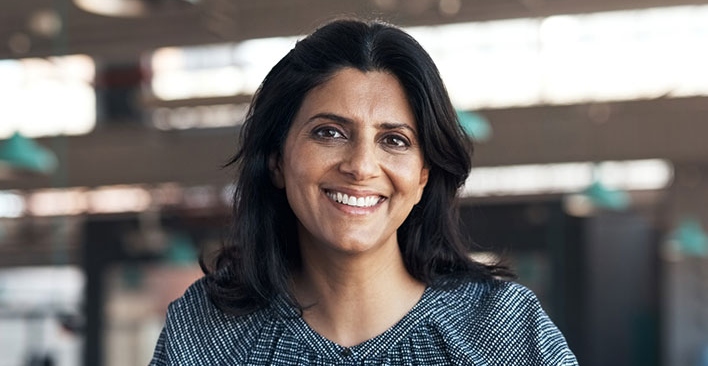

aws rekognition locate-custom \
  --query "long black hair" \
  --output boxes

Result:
[202,18,512,315]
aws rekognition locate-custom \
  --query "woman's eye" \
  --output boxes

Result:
[313,127,345,139]
[382,134,410,148]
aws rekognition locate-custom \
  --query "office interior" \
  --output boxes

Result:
[1,0,708,365]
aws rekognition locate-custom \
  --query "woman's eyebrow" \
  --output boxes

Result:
[378,122,418,137]
[306,112,352,125]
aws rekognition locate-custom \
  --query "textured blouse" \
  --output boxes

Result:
[149,278,578,365]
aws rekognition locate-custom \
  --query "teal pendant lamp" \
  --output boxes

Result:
[456,110,492,142]
[582,164,630,211]
[669,217,708,258]
[164,232,198,266]
[580,179,631,211]
[564,165,631,216]
[0,132,58,174]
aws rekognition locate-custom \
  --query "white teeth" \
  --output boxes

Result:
[327,191,381,208]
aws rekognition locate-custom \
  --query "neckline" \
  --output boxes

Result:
[272,286,444,361]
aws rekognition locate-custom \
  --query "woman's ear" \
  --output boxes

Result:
[268,153,285,189]
[415,166,429,204]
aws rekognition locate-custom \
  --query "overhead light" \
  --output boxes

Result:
[73,0,198,18]
[28,9,63,38]
[0,191,25,218]
[0,132,58,175]
[438,0,461,16]
[74,0,147,17]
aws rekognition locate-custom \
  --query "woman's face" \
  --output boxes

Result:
[272,67,429,257]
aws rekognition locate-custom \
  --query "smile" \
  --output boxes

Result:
[325,190,384,208]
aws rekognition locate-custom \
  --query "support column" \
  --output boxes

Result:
[661,163,708,366]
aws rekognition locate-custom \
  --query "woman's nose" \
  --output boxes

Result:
[338,141,380,181]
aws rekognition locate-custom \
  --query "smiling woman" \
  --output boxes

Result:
[149,18,578,365]
[273,69,428,260]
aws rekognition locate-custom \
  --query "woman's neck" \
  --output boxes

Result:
[292,242,425,347]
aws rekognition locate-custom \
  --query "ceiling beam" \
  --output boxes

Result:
[3,0,708,60]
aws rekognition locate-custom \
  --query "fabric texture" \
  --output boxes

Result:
[149,278,578,365]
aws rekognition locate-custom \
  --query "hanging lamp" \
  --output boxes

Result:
[563,164,631,216]
[579,179,631,211]
[669,217,708,258]
[0,132,58,175]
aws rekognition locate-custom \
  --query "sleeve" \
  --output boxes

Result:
[144,278,253,365]
[148,326,168,366]
[499,283,579,366]
[457,280,579,366]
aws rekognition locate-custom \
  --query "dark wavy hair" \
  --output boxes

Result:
[202,18,512,315]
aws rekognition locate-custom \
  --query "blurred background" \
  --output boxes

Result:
[1,0,707,365]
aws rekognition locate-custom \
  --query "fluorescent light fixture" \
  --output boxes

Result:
[149,4,708,110]
[150,104,249,130]
[409,4,708,108]
[149,36,299,101]
[28,188,88,216]
[22,184,181,217]
[0,191,25,218]
[87,185,151,214]
[461,159,672,197]
[74,0,199,17]
[73,0,147,17]
[0,55,95,139]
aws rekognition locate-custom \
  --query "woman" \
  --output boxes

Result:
[150,19,578,365]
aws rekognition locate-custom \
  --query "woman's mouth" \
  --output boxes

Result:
[325,190,385,208]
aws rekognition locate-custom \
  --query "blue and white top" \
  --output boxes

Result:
[150,278,578,365]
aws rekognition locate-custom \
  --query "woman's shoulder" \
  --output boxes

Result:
[429,278,578,365]
[435,277,538,312]
[166,276,273,332]
[158,277,276,364]
[433,278,558,332]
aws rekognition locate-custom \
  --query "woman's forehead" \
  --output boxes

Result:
[292,68,417,130]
